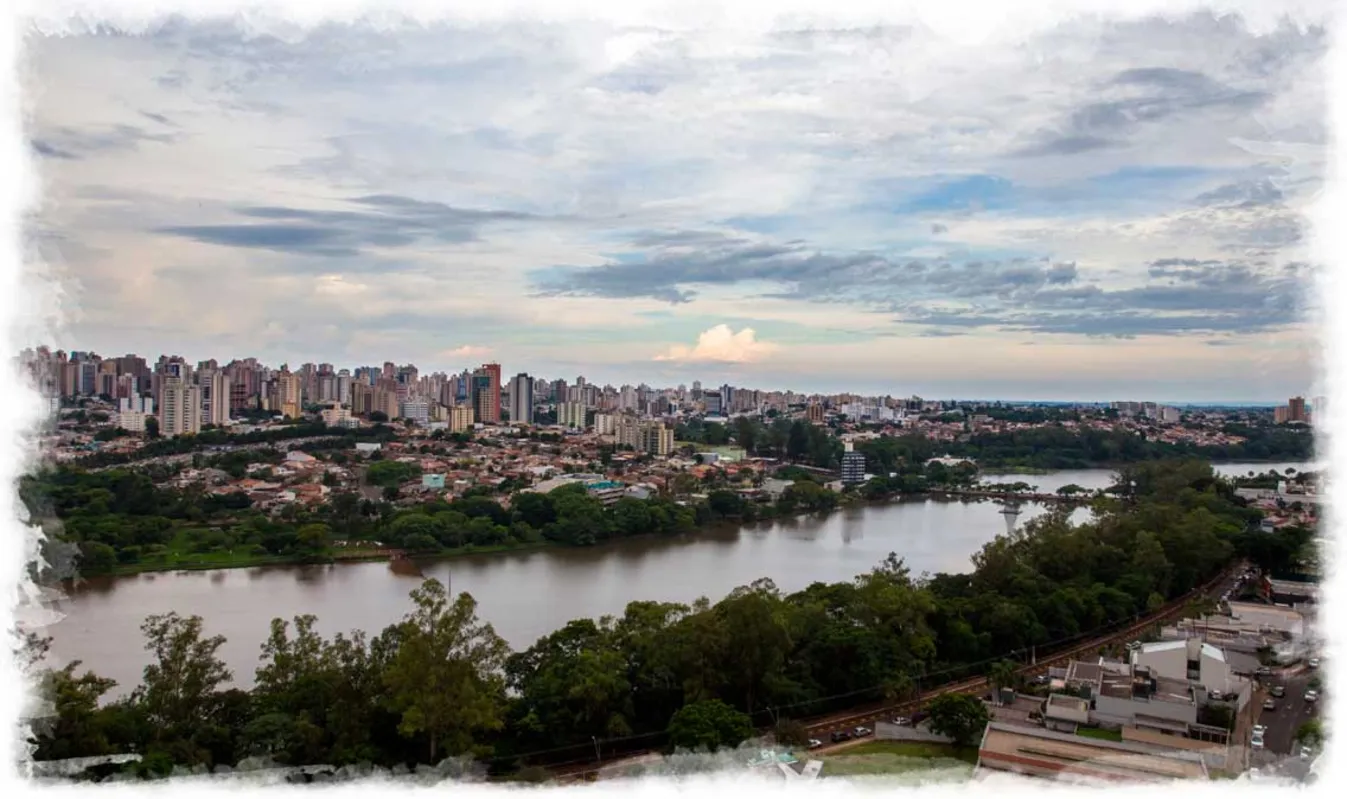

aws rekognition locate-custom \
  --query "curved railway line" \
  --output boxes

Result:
[547,561,1245,782]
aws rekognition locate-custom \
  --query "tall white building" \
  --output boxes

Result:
[197,369,231,427]
[557,401,586,429]
[400,398,430,425]
[510,373,534,425]
[337,370,352,405]
[119,396,155,415]
[160,364,201,437]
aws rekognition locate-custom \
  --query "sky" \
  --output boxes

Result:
[21,6,1333,402]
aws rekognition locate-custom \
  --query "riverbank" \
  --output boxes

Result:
[91,488,1039,579]
[78,458,1300,579]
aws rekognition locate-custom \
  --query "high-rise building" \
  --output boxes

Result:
[1288,396,1307,423]
[840,441,866,485]
[448,405,474,432]
[641,423,674,457]
[509,373,534,425]
[615,414,642,450]
[472,363,502,424]
[806,402,824,424]
[374,388,400,420]
[400,398,430,425]
[277,369,303,419]
[197,369,231,427]
[160,363,202,438]
[557,401,586,429]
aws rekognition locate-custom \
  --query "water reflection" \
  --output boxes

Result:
[42,463,1302,699]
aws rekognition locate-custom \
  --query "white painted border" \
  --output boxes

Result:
[0,2,1341,798]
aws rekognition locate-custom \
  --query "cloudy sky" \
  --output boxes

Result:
[23,6,1331,401]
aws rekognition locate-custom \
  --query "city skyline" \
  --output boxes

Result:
[25,9,1329,403]
[20,343,1315,407]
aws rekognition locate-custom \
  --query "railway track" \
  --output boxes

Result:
[549,562,1244,781]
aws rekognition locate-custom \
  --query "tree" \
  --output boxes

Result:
[1295,719,1323,748]
[383,579,510,762]
[773,718,810,748]
[145,416,160,439]
[926,693,990,746]
[295,523,331,559]
[29,662,118,760]
[987,660,1019,698]
[78,541,118,575]
[666,699,754,752]
[133,613,232,741]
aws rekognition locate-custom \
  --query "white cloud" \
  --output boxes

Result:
[654,324,779,363]
[440,345,492,359]
[21,9,1327,396]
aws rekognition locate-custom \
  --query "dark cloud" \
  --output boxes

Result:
[156,194,549,256]
[1014,66,1269,159]
[535,230,1308,337]
[29,124,179,160]
[533,234,1085,312]
[156,224,361,257]
[31,139,77,160]
[140,111,175,126]
[1013,134,1118,158]
[1194,179,1284,208]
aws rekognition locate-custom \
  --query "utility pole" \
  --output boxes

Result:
[592,736,601,762]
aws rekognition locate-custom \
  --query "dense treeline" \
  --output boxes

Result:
[679,417,842,469]
[21,464,844,575]
[73,423,399,468]
[28,460,1293,779]
[849,425,1313,473]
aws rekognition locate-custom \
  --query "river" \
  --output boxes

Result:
[36,462,1310,697]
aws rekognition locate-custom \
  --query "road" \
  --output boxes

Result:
[1252,670,1319,762]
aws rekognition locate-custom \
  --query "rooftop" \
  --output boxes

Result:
[977,723,1208,783]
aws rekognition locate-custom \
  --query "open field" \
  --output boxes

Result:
[819,740,978,778]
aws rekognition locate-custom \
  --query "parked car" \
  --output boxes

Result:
[1300,746,1314,760]
[853,726,872,738]
[807,739,823,750]
[1263,699,1277,711]
[1251,733,1265,750]
[830,730,852,743]
[1271,685,1285,697]
[1305,690,1318,703]
[890,716,911,726]
[1308,657,1320,669]
[1252,725,1267,737]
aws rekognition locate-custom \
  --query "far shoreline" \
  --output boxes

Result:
[63,457,1308,583]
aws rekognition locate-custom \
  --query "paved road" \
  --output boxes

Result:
[1251,670,1319,763]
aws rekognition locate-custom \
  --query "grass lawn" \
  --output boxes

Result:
[819,740,979,778]
[1076,727,1123,742]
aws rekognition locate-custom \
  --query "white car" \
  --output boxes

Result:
[1253,724,1267,736]
[1251,733,1265,750]
[1300,746,1314,760]
[1305,689,1318,702]
[1308,658,1320,669]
